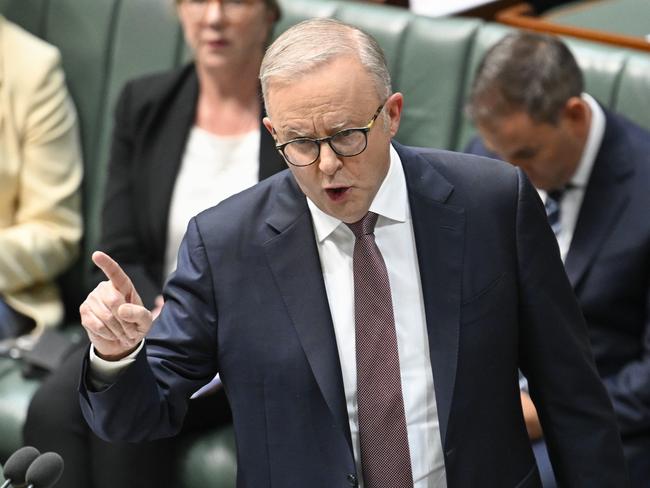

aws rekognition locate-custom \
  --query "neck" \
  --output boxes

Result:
[565,102,593,185]
[195,60,262,136]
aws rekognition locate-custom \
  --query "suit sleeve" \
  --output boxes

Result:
[514,169,628,487]
[80,217,219,442]
[91,82,160,307]
[0,47,82,293]
[601,285,650,435]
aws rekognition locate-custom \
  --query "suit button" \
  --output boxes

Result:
[347,473,359,487]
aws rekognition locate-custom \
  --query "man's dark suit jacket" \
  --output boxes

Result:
[93,63,285,306]
[466,110,650,481]
[80,142,627,487]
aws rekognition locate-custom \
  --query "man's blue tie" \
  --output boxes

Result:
[545,189,565,236]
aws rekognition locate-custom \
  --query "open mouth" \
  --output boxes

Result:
[325,187,350,201]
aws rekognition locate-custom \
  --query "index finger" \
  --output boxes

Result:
[92,251,134,298]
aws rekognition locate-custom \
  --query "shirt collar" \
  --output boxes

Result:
[307,143,408,242]
[571,93,605,188]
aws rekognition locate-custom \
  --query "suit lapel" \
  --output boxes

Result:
[139,66,199,258]
[396,143,464,446]
[263,177,352,449]
[564,113,633,289]
[262,144,465,450]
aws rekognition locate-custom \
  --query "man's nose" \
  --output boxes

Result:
[318,142,343,175]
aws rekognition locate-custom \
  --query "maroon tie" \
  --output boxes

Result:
[346,212,414,488]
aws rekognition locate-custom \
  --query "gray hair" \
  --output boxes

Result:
[466,32,584,125]
[260,18,392,106]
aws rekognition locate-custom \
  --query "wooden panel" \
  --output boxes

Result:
[496,2,650,52]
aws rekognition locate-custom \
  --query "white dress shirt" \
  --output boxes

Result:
[307,144,445,487]
[540,93,605,261]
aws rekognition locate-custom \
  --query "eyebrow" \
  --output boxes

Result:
[282,128,309,139]
[278,118,355,140]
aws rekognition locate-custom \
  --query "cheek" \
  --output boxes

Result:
[290,168,319,197]
[180,21,199,50]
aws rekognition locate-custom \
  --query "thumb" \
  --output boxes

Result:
[118,303,151,327]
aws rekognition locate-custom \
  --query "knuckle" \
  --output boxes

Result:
[98,310,115,325]
[96,323,113,337]
[105,294,122,310]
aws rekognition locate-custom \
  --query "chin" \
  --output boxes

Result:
[339,210,366,224]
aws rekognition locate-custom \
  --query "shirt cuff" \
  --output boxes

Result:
[519,374,529,393]
[88,341,144,390]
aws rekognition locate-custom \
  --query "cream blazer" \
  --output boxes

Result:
[0,16,82,333]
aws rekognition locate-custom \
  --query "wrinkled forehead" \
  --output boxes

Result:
[264,56,379,117]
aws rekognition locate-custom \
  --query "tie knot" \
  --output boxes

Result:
[546,188,565,203]
[346,212,379,238]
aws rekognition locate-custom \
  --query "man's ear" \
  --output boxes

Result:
[386,92,404,137]
[263,117,274,136]
[563,96,590,131]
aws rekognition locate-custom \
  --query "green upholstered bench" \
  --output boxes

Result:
[1,0,650,486]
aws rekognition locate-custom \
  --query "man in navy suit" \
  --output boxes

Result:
[78,19,627,488]
[465,32,650,487]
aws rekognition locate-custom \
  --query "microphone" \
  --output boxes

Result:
[1,446,40,488]
[25,452,64,488]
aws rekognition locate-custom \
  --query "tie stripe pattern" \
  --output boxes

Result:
[346,212,414,488]
[545,189,565,236]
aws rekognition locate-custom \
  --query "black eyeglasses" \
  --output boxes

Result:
[274,103,386,167]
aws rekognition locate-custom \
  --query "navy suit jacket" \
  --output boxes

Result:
[80,143,627,487]
[466,110,650,443]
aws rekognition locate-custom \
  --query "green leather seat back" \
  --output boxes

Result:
[569,38,627,106]
[392,16,481,150]
[42,0,122,266]
[0,0,47,36]
[614,53,650,130]
[455,23,513,151]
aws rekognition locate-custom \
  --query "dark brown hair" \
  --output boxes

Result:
[467,32,583,125]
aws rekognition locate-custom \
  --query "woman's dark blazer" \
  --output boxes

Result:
[93,64,286,307]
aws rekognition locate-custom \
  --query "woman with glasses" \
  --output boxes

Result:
[23,1,284,486]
